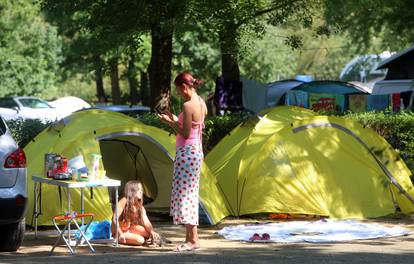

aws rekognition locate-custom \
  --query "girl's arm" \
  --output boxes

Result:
[112,198,126,238]
[141,207,159,239]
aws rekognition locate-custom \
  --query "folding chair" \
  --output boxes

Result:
[50,212,95,255]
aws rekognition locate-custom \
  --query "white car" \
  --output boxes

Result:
[0,96,61,122]
[0,115,27,251]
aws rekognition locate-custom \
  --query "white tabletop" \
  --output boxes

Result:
[32,175,121,188]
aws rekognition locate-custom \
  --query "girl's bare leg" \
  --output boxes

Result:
[120,232,146,246]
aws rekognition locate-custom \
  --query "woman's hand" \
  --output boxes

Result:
[164,110,178,122]
[157,113,174,125]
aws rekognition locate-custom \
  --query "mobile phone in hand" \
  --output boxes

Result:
[155,108,164,115]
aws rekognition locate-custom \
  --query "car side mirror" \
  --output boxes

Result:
[12,106,20,112]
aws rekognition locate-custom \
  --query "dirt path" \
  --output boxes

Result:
[1,217,414,264]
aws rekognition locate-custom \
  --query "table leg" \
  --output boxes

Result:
[115,186,118,247]
[81,188,84,226]
[34,181,38,239]
[67,188,71,244]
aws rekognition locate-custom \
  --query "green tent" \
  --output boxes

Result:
[204,106,414,223]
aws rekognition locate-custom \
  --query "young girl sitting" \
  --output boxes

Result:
[112,180,160,246]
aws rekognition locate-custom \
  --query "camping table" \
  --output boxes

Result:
[32,176,121,247]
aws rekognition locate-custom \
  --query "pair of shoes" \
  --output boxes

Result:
[175,243,200,252]
[249,233,271,241]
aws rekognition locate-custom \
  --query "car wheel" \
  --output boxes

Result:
[0,218,25,252]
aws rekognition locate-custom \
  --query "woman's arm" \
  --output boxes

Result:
[180,103,194,139]
[157,107,191,138]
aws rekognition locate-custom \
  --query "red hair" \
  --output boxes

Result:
[174,72,203,89]
[119,180,143,225]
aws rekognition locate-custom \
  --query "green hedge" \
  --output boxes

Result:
[137,112,250,153]
[5,119,51,148]
[6,110,414,174]
[344,110,414,173]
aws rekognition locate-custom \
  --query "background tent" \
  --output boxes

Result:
[25,109,177,226]
[204,106,414,223]
[242,79,370,113]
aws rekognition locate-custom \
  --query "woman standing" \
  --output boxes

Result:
[157,72,207,251]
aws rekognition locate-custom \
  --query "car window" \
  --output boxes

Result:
[0,98,18,108]
[19,98,51,109]
[0,116,6,135]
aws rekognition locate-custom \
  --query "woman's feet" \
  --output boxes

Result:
[175,242,200,252]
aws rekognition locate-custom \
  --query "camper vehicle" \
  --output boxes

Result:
[0,115,27,251]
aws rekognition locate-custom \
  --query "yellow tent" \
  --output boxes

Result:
[205,106,414,222]
[25,109,227,226]
[24,109,177,226]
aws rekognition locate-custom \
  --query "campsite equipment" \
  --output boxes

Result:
[68,155,86,170]
[53,172,71,180]
[50,212,95,255]
[44,153,57,178]
[203,106,414,224]
[77,167,89,182]
[88,153,102,180]
[52,155,68,176]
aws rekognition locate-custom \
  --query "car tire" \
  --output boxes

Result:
[0,218,25,252]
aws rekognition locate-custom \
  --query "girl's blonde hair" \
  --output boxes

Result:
[120,180,144,225]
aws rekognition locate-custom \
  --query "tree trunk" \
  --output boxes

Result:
[148,8,173,111]
[127,55,139,105]
[94,54,106,103]
[219,25,240,82]
[140,71,150,106]
[109,57,122,104]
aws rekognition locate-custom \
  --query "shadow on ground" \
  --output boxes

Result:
[1,217,414,264]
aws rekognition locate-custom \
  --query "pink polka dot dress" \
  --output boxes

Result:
[170,109,204,226]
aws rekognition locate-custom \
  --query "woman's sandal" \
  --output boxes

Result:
[175,243,200,252]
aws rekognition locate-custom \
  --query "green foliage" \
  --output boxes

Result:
[173,23,221,96]
[137,111,250,153]
[324,0,414,50]
[6,118,51,148]
[0,0,62,98]
[344,110,414,173]
[203,112,250,152]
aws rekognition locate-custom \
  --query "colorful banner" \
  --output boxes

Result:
[308,93,345,112]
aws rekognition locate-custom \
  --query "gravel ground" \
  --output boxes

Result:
[1,217,413,264]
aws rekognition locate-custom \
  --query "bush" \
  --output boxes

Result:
[5,119,51,148]
[138,112,250,154]
[344,110,414,174]
[7,109,414,176]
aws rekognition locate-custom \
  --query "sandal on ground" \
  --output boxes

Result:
[262,233,271,240]
[249,233,262,241]
[175,243,200,252]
